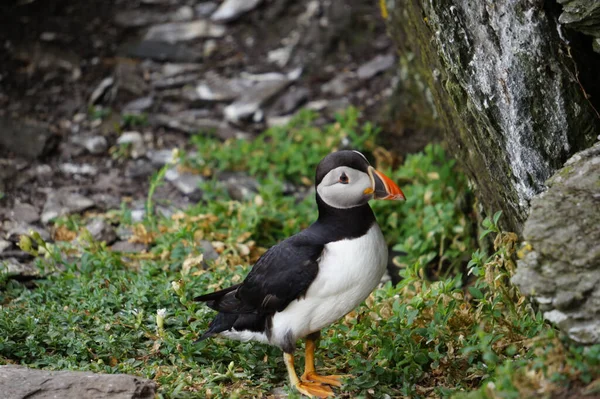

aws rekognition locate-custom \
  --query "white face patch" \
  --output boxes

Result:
[316,166,373,209]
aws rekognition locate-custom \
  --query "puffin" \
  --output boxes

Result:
[195,150,405,398]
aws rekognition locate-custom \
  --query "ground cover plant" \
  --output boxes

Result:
[1,109,598,398]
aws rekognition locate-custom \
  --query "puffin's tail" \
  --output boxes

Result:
[194,284,241,311]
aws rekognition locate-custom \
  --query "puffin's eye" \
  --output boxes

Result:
[338,173,349,184]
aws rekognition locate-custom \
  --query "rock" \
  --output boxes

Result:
[152,73,200,90]
[321,72,357,96]
[4,221,50,241]
[0,117,57,159]
[111,241,148,253]
[0,365,156,399]
[116,225,134,241]
[85,219,117,245]
[89,77,115,105]
[9,202,40,224]
[558,0,600,54]
[512,142,600,344]
[356,54,395,80]
[211,0,262,22]
[199,240,219,263]
[72,135,108,155]
[224,78,290,122]
[220,172,260,201]
[119,40,201,63]
[117,132,145,159]
[90,193,121,211]
[196,2,218,17]
[266,115,293,127]
[114,9,167,27]
[125,159,155,179]
[144,20,226,43]
[1,259,39,279]
[41,189,95,224]
[0,239,11,253]
[385,0,600,233]
[151,113,250,140]
[60,163,98,176]
[123,96,154,113]
[147,149,176,167]
[195,73,249,102]
[269,87,309,115]
[165,168,204,201]
[172,6,194,22]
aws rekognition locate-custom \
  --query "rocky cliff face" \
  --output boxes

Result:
[512,142,600,344]
[384,0,600,233]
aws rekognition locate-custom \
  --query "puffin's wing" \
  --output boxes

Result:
[197,234,322,314]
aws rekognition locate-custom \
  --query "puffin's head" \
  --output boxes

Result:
[315,150,405,209]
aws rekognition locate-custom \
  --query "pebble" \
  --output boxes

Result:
[211,0,262,22]
[41,189,95,224]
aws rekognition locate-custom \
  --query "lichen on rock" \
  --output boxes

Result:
[512,141,600,344]
[385,0,600,233]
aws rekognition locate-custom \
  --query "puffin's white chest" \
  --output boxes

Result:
[270,224,388,346]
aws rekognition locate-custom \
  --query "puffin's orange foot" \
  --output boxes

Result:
[301,371,349,387]
[294,380,334,398]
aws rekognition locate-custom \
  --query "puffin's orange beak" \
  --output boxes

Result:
[366,166,405,200]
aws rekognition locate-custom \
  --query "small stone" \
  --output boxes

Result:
[199,240,219,262]
[90,193,121,210]
[0,239,11,253]
[267,115,293,127]
[123,96,154,113]
[111,241,147,253]
[59,163,98,176]
[1,259,39,279]
[116,225,134,240]
[356,54,395,80]
[224,79,290,122]
[9,202,40,224]
[119,40,201,62]
[117,131,145,159]
[267,46,293,67]
[114,9,167,27]
[196,2,218,17]
[0,365,157,398]
[77,135,108,154]
[220,172,260,201]
[147,149,176,166]
[88,77,115,105]
[5,221,50,241]
[125,159,154,179]
[211,0,262,22]
[203,39,218,57]
[0,117,57,159]
[165,168,204,201]
[41,189,95,224]
[195,73,247,102]
[322,72,357,96]
[172,6,194,22]
[85,219,117,244]
[151,114,250,140]
[144,20,226,43]
[269,87,309,115]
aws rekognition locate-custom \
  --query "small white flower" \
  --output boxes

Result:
[156,308,167,334]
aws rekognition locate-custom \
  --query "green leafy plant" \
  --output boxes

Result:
[0,108,597,398]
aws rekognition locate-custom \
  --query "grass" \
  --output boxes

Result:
[1,108,599,398]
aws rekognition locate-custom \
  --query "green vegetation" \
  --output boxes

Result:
[1,109,598,398]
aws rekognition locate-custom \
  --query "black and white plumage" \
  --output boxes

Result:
[195,150,405,398]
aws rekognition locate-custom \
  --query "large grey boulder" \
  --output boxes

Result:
[0,366,156,399]
[512,142,600,344]
[384,0,600,233]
